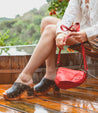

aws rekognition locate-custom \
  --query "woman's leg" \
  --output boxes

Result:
[33,17,60,94]
[40,16,60,33]
[16,16,60,85]
[41,16,60,80]
[3,16,60,100]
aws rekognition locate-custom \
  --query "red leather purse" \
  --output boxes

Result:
[55,23,88,89]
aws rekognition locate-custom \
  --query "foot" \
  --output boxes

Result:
[3,73,34,100]
[34,77,60,95]
[15,73,33,87]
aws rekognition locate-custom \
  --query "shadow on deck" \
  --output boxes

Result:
[0,77,98,113]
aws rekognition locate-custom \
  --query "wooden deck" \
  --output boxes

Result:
[0,77,98,113]
[0,53,97,112]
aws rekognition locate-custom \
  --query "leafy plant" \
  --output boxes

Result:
[0,30,10,54]
[0,30,9,46]
[48,0,69,18]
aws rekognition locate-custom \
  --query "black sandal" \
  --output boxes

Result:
[34,78,60,95]
[3,82,34,100]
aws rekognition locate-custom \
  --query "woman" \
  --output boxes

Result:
[3,0,98,100]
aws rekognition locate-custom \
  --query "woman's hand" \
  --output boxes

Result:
[56,33,67,49]
[69,30,88,43]
[56,31,88,49]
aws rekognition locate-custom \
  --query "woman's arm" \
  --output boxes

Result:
[84,22,98,40]
[56,0,81,34]
[56,0,82,49]
[70,23,98,43]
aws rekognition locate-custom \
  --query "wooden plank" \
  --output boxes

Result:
[0,105,21,113]
[11,56,26,69]
[0,85,12,96]
[0,74,12,84]
[0,97,35,113]
[11,73,19,83]
[0,96,59,113]
[0,68,45,73]
[38,94,98,112]
[0,69,22,73]
[60,88,98,101]
[0,89,6,96]
[64,87,98,96]
[0,96,93,113]
[77,83,98,91]
[24,98,96,113]
[59,53,82,66]
[0,88,57,113]
[84,77,98,84]
[0,85,12,91]
[0,56,11,69]
[0,85,98,113]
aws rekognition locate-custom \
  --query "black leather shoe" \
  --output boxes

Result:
[3,82,34,100]
[34,78,60,95]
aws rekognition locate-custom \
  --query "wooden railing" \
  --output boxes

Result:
[0,53,98,84]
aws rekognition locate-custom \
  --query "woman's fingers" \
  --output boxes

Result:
[56,30,88,48]
[56,39,66,49]
[71,36,82,42]
[69,31,88,43]
[66,36,79,45]
[56,33,67,49]
[69,32,79,36]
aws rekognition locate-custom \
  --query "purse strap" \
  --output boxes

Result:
[57,23,88,72]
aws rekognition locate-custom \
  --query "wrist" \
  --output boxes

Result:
[83,30,88,41]
[56,32,67,38]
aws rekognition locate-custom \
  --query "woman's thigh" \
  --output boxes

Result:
[41,16,80,46]
[41,16,60,33]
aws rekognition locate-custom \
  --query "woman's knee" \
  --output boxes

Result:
[41,16,53,33]
[41,16,60,33]
[44,24,57,39]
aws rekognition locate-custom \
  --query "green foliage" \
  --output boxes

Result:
[0,17,12,23]
[0,4,49,46]
[0,47,10,55]
[0,30,10,54]
[0,20,17,29]
[0,30,9,46]
[39,4,49,16]
[48,0,69,18]
[33,15,42,25]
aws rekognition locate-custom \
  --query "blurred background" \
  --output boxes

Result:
[0,0,69,55]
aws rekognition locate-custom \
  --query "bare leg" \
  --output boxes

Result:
[16,25,57,85]
[16,16,78,85]
[41,17,60,80]
[15,16,60,85]
[44,43,56,80]
[3,17,59,100]
[3,16,80,100]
